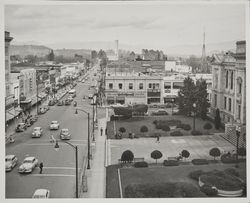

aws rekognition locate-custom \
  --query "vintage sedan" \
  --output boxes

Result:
[5,155,18,172]
[32,127,43,138]
[32,189,50,198]
[60,128,71,140]
[18,157,38,173]
[50,121,60,130]
[15,123,27,132]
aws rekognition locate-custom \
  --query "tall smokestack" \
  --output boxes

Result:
[115,40,119,60]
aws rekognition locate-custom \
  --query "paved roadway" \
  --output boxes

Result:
[6,66,98,198]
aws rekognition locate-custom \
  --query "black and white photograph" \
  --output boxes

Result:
[3,0,249,201]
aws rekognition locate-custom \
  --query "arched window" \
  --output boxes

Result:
[230,71,233,89]
[226,71,228,88]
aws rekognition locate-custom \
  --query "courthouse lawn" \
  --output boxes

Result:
[119,162,246,197]
[107,115,223,139]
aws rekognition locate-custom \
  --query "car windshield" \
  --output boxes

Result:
[51,121,57,124]
[62,129,68,133]
[23,159,33,163]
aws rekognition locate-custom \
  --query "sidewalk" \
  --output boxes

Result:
[82,115,107,198]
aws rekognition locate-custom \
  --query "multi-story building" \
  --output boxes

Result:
[5,31,15,123]
[211,41,246,127]
[105,72,163,105]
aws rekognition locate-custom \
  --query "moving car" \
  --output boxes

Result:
[50,121,60,130]
[60,128,71,140]
[5,155,18,172]
[32,127,43,138]
[32,189,50,198]
[15,123,27,132]
[18,157,38,173]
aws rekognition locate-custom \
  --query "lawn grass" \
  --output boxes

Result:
[119,162,246,197]
[106,165,120,198]
[107,115,223,139]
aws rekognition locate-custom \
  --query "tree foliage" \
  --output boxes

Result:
[238,147,246,157]
[121,150,134,163]
[151,150,163,164]
[47,49,55,61]
[214,108,221,130]
[181,150,190,159]
[196,79,210,120]
[140,126,148,133]
[209,147,221,160]
[119,127,126,134]
[203,122,213,134]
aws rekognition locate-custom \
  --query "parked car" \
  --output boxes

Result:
[88,94,93,99]
[152,109,169,116]
[60,128,71,140]
[48,100,55,106]
[50,121,60,130]
[32,127,43,138]
[32,189,50,198]
[15,123,27,132]
[57,100,64,106]
[81,80,85,83]
[65,99,71,106]
[29,115,38,123]
[67,96,74,102]
[5,155,18,172]
[18,157,38,173]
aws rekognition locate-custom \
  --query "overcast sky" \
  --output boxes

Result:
[5,3,246,51]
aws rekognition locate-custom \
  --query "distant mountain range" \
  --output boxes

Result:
[10,39,239,58]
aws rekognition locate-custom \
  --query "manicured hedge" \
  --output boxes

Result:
[134,161,148,168]
[170,131,183,136]
[191,159,208,165]
[163,160,179,166]
[191,130,203,136]
[200,184,218,197]
[224,168,240,177]
[189,170,204,181]
[124,182,206,198]
[221,154,237,163]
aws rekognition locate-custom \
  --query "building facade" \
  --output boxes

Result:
[211,41,246,127]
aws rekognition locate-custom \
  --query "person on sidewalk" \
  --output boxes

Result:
[39,162,43,174]
[100,127,103,136]
[156,135,160,143]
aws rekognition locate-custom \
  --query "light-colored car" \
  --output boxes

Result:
[32,189,50,198]
[67,96,74,102]
[60,128,71,140]
[18,157,38,173]
[50,121,60,130]
[5,155,18,172]
[32,127,43,138]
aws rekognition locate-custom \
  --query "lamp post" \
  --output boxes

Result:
[193,103,196,131]
[75,108,90,169]
[92,97,95,142]
[54,140,79,198]
[171,98,174,115]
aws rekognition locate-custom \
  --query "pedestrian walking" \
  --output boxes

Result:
[100,127,103,136]
[39,162,43,174]
[156,135,160,143]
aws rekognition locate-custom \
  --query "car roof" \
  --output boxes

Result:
[6,155,15,159]
[51,121,58,123]
[24,156,35,161]
[33,189,49,195]
[61,128,69,131]
[34,127,41,130]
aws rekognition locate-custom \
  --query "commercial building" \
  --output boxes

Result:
[105,72,163,105]
[165,61,192,73]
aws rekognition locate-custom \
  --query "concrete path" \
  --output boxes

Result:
[83,115,107,198]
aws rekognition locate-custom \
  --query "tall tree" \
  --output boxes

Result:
[177,77,197,116]
[214,108,221,130]
[48,50,55,61]
[195,79,210,120]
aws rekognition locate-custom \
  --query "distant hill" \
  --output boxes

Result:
[10,45,51,57]
[54,49,92,59]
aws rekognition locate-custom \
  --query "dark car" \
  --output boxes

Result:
[65,99,71,105]
[15,123,27,132]
[57,100,64,106]
[48,100,55,106]
[152,110,169,116]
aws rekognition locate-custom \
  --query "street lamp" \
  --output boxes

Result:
[54,140,79,198]
[193,103,196,131]
[171,98,174,115]
[75,108,90,169]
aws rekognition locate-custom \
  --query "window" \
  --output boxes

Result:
[148,83,152,88]
[226,71,228,88]
[214,94,217,107]
[215,73,218,89]
[155,83,159,89]
[129,83,133,90]
[164,82,171,89]
[139,83,143,90]
[230,72,234,89]
[224,97,227,110]
[173,82,184,89]
[238,105,241,119]
[109,83,113,89]
[239,82,242,94]
[228,98,232,112]
[118,83,123,90]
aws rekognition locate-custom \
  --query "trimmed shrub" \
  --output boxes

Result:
[191,130,203,136]
[209,148,221,160]
[181,150,190,160]
[134,161,148,168]
[183,124,191,131]
[238,147,246,157]
[119,127,126,134]
[161,125,170,132]
[189,170,204,181]
[200,184,218,197]
[140,126,148,133]
[163,160,179,166]
[170,131,183,136]
[224,168,240,177]
[151,150,163,164]
[192,159,208,165]
[221,154,237,163]
[121,150,134,163]
[153,120,158,125]
[203,122,213,134]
